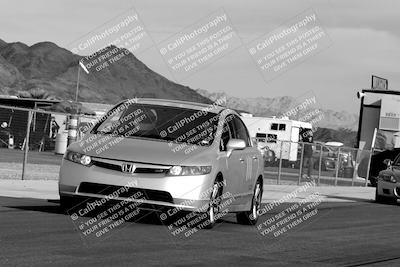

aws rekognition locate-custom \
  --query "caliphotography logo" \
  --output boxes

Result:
[157,8,242,81]
[247,8,333,83]
[68,8,153,75]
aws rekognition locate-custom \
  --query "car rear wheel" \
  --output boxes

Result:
[203,180,223,229]
[236,179,262,225]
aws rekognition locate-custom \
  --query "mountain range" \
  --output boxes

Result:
[195,90,359,130]
[0,39,211,104]
[0,38,358,130]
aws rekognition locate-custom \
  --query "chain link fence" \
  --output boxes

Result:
[0,105,373,186]
[262,140,372,186]
[0,105,97,180]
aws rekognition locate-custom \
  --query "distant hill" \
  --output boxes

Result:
[0,39,212,104]
[196,89,359,131]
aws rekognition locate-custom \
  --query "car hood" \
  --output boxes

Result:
[69,134,213,166]
[379,166,400,177]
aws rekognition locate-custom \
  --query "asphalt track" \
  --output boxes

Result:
[1,196,400,266]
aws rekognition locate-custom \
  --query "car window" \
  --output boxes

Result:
[232,115,251,147]
[219,115,234,151]
[226,115,235,135]
[95,107,125,133]
[92,102,219,146]
[220,122,231,151]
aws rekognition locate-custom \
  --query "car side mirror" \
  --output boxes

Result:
[383,159,392,167]
[226,139,246,157]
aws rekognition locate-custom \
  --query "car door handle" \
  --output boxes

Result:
[239,158,245,163]
[252,156,258,160]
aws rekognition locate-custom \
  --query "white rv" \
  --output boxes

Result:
[242,116,312,162]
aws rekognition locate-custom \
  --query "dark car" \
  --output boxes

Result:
[366,148,400,187]
[310,143,355,178]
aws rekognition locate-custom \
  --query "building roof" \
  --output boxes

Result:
[362,89,400,95]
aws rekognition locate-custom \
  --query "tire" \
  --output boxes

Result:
[203,180,223,229]
[375,188,397,204]
[236,179,263,225]
[369,177,377,187]
[59,195,81,213]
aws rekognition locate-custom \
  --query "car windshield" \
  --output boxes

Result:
[91,102,219,146]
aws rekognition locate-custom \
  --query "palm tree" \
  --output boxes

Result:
[17,88,58,151]
[18,88,58,100]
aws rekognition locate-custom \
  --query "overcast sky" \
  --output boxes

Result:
[1,0,399,113]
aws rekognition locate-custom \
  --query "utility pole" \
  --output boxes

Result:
[75,64,81,102]
[22,111,33,180]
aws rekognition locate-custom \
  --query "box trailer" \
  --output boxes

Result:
[241,116,312,161]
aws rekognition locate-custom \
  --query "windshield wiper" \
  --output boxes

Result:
[124,134,171,142]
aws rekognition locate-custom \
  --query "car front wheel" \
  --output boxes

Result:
[375,187,397,204]
[203,180,223,229]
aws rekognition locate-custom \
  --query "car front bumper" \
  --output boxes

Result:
[377,180,400,199]
[59,160,216,212]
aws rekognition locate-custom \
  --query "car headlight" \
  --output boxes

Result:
[380,174,397,183]
[64,151,92,166]
[167,166,212,176]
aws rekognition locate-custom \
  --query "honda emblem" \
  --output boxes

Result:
[121,163,136,174]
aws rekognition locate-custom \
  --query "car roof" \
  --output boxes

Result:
[123,98,228,114]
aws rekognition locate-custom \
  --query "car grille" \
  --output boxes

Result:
[78,182,173,203]
[92,160,169,174]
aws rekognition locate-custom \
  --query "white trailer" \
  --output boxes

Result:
[241,116,312,161]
